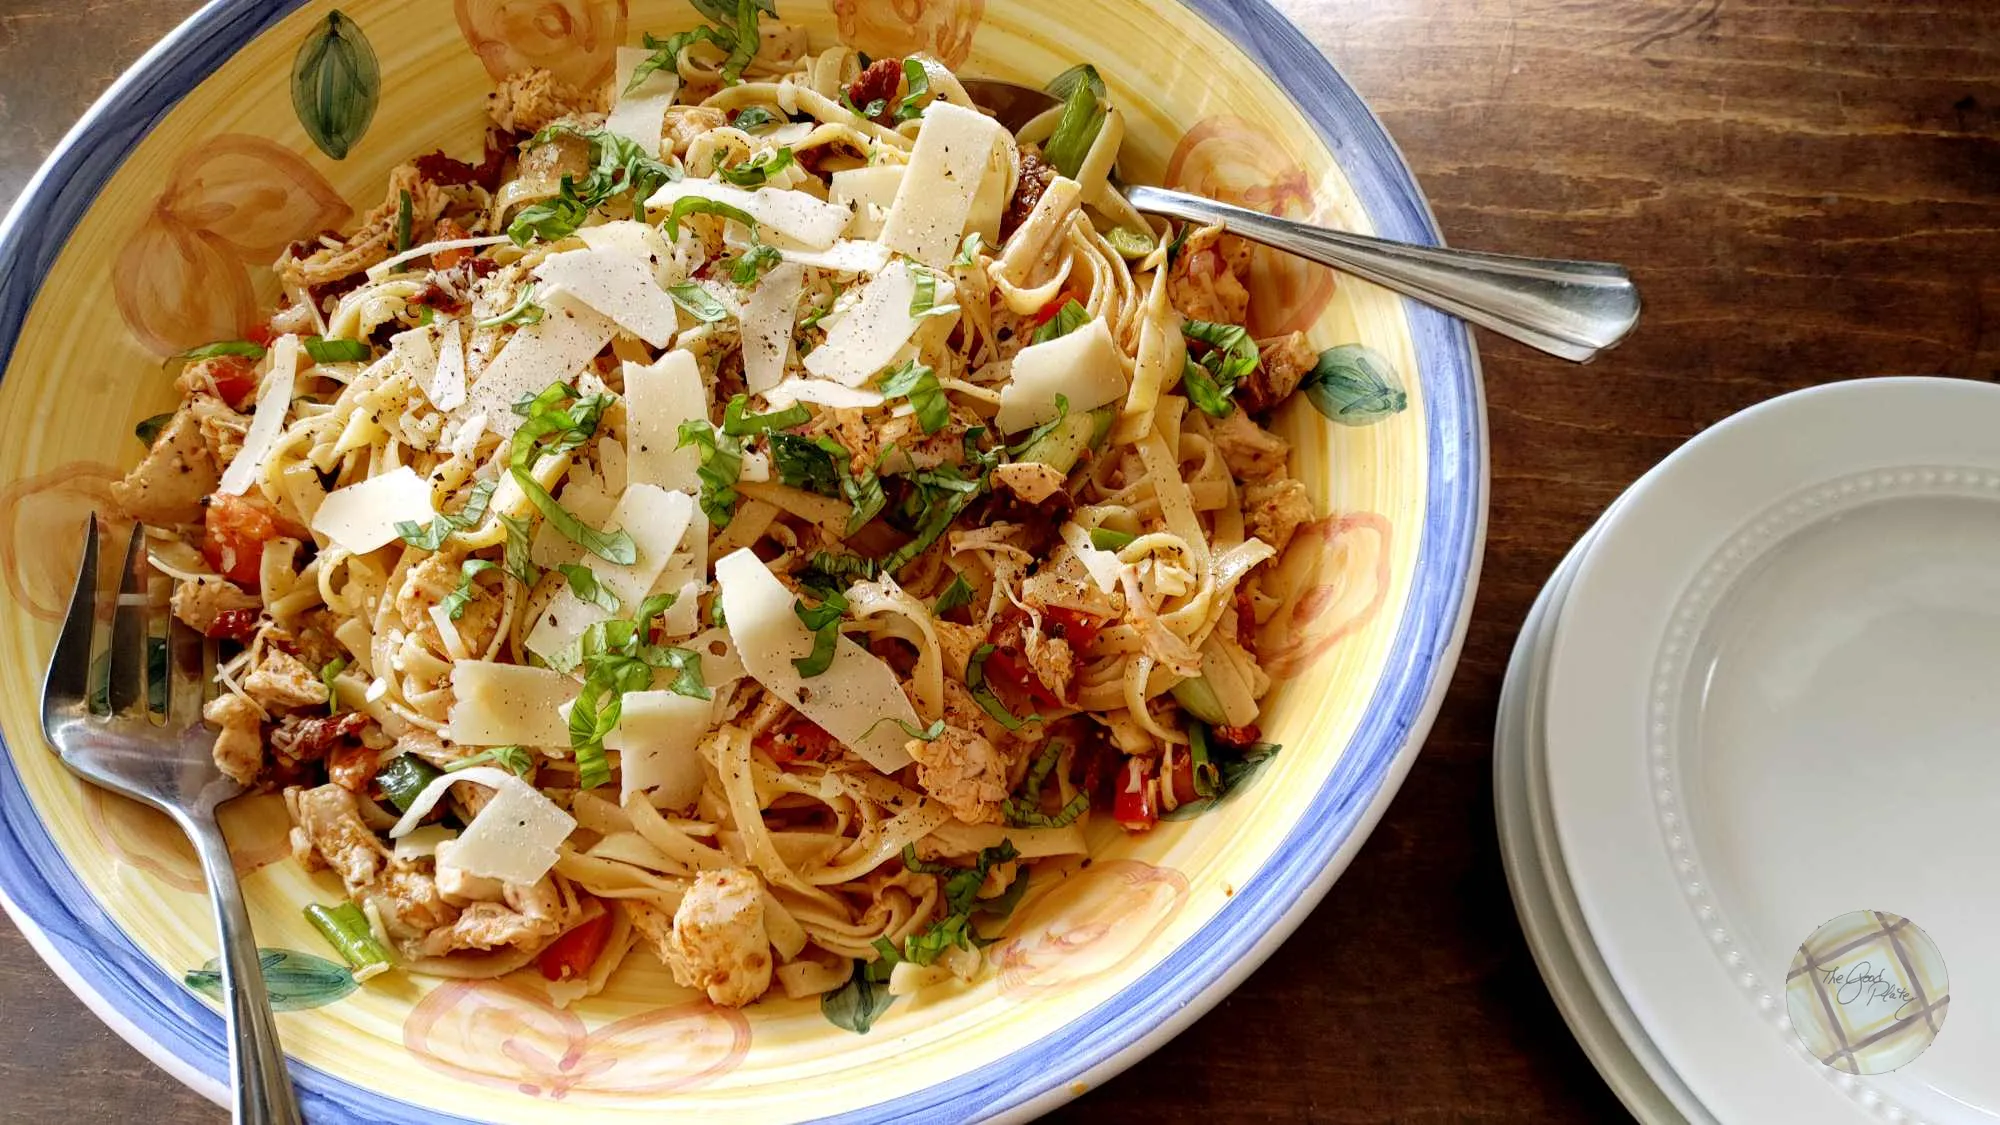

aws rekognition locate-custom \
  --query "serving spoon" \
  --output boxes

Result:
[962,79,1641,363]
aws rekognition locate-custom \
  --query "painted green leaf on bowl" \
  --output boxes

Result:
[1301,344,1408,427]
[184,948,358,1011]
[292,10,379,160]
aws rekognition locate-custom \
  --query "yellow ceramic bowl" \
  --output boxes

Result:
[0,1,1485,1120]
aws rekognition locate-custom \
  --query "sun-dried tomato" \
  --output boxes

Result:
[1002,147,1056,238]
[415,128,514,191]
[1211,723,1263,750]
[756,720,838,765]
[273,710,370,762]
[206,607,261,643]
[846,57,902,122]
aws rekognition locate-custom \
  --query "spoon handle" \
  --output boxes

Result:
[1122,184,1640,363]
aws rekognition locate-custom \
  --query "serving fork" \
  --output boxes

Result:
[41,515,303,1125]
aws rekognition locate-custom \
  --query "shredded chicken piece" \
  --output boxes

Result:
[278,164,450,293]
[243,646,328,711]
[170,577,260,636]
[909,681,1012,824]
[205,694,264,785]
[486,66,603,134]
[372,864,458,941]
[1243,477,1313,555]
[1022,624,1077,703]
[932,620,988,681]
[993,462,1068,505]
[418,875,565,957]
[393,727,480,770]
[111,403,219,525]
[1208,409,1291,481]
[434,839,506,906]
[1167,224,1250,326]
[285,784,391,893]
[654,868,773,1007]
[397,550,501,657]
[1239,331,1317,415]
[662,105,729,159]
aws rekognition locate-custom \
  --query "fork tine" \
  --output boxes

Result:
[167,618,208,727]
[104,522,148,714]
[41,514,99,717]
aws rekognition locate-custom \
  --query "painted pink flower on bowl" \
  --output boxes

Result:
[112,135,352,358]
[0,461,121,622]
[456,0,628,90]
[404,979,749,1101]
[1165,116,1338,339]
[83,788,292,895]
[827,0,982,69]
[995,860,1189,1000]
[1258,512,1393,680]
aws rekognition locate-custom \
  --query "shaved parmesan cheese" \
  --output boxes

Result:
[534,246,680,347]
[716,548,916,772]
[446,411,487,459]
[645,179,850,249]
[527,485,694,665]
[604,45,680,157]
[995,317,1127,433]
[392,824,457,862]
[525,586,608,672]
[778,239,891,275]
[448,662,578,746]
[457,294,618,437]
[740,260,803,393]
[802,258,921,386]
[428,319,467,410]
[765,378,885,410]
[625,350,705,492]
[1061,521,1122,595]
[829,166,905,239]
[529,474,614,568]
[390,325,438,390]
[217,334,299,496]
[388,766,576,884]
[607,689,710,808]
[880,103,1010,267]
[310,465,435,553]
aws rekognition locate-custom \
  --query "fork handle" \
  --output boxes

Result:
[184,812,304,1125]
[1122,184,1642,363]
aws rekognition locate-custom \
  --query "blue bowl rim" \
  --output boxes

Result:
[0,0,1489,1121]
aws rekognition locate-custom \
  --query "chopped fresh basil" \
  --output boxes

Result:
[731,106,776,132]
[569,597,707,789]
[718,146,795,188]
[446,744,535,778]
[721,393,810,436]
[1161,737,1283,821]
[395,477,497,551]
[821,955,896,1034]
[440,559,499,621]
[953,232,983,269]
[663,195,760,242]
[932,572,975,615]
[1299,343,1409,426]
[1088,527,1135,552]
[319,656,347,716]
[477,285,545,329]
[499,513,540,587]
[1180,319,1260,417]
[514,469,637,564]
[1003,739,1089,828]
[677,419,743,528]
[769,431,845,494]
[507,126,679,243]
[173,340,266,363]
[907,265,959,320]
[394,189,413,253]
[134,413,173,447]
[876,359,948,434]
[803,548,879,584]
[666,282,730,323]
[1181,356,1232,418]
[894,58,931,122]
[507,178,591,245]
[1041,63,1107,179]
[1031,299,1089,344]
[729,241,782,286]
[557,562,621,613]
[302,336,370,364]
[859,715,947,742]
[1008,393,1071,457]
[791,588,848,677]
[627,26,727,93]
[965,643,1039,731]
[842,462,887,536]
[896,840,1021,964]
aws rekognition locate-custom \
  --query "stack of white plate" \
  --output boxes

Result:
[1496,377,1999,1125]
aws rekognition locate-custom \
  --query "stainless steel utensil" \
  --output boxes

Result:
[962,78,1641,362]
[40,516,302,1125]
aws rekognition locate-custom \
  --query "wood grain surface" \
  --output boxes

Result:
[1,1,1995,1120]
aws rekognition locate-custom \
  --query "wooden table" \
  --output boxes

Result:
[1,1,1992,1120]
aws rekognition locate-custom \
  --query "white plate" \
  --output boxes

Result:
[1545,378,2000,1125]
[1496,502,1716,1125]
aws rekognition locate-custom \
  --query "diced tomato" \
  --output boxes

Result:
[1042,606,1106,654]
[1027,286,1086,328]
[431,217,472,268]
[983,643,1062,709]
[327,743,380,793]
[201,494,281,588]
[206,607,261,642]
[538,908,614,982]
[1164,751,1200,808]
[244,322,277,349]
[756,720,837,765]
[1113,757,1158,831]
[200,354,260,410]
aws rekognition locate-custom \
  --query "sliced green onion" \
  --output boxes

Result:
[376,754,443,813]
[304,902,393,980]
